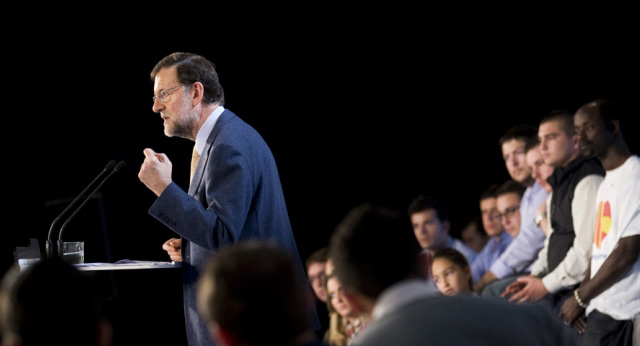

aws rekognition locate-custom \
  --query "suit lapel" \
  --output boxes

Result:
[188,110,232,196]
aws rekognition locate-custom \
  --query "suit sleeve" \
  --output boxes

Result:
[148,143,253,252]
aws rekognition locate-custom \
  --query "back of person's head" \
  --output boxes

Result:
[499,124,538,149]
[0,258,108,346]
[329,203,421,302]
[197,241,313,346]
[150,52,225,106]
[495,179,526,199]
[540,109,575,137]
[407,195,449,223]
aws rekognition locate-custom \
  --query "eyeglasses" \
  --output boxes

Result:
[308,272,327,285]
[482,210,502,221]
[496,205,520,220]
[152,85,183,103]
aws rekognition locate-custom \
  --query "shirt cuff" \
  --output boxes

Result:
[541,272,563,294]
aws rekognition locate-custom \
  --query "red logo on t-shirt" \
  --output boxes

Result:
[594,201,612,249]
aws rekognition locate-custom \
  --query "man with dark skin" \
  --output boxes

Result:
[559,100,639,345]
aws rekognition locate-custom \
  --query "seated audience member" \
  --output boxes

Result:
[503,110,604,311]
[328,203,580,346]
[495,180,526,238]
[471,184,513,286]
[460,215,489,254]
[432,248,473,296]
[307,248,329,303]
[0,258,112,346]
[197,241,320,346]
[525,139,555,236]
[474,125,548,294]
[476,180,530,295]
[408,195,475,292]
[323,258,364,346]
[323,259,345,345]
[306,247,330,337]
[558,99,640,345]
[521,139,556,277]
[326,271,364,345]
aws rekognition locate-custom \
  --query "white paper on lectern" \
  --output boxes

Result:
[74,260,181,271]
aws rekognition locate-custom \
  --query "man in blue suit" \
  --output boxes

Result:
[139,52,311,346]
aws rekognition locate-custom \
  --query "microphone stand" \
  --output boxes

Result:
[57,161,126,256]
[46,160,117,259]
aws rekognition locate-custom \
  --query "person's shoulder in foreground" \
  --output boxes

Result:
[352,295,580,346]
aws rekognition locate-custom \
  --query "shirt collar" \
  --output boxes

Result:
[195,106,225,155]
[371,279,435,322]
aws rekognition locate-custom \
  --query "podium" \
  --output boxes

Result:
[77,260,188,346]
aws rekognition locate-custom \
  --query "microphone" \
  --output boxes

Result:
[46,160,117,259]
[56,161,127,257]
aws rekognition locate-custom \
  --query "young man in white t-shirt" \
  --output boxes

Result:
[559,99,640,345]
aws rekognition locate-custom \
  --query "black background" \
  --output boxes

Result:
[2,7,639,343]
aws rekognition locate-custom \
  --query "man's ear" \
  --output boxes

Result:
[191,81,205,106]
[610,119,621,136]
[342,287,374,316]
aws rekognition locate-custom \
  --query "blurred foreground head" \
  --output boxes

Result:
[0,258,111,346]
[329,203,421,302]
[197,241,314,346]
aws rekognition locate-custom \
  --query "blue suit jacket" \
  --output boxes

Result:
[149,110,311,346]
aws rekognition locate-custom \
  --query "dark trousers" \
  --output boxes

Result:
[584,310,633,346]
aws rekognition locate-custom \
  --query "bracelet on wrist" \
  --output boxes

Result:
[574,289,587,308]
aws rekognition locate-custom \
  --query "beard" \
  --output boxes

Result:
[163,96,199,139]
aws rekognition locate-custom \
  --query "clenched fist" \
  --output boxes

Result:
[139,148,173,196]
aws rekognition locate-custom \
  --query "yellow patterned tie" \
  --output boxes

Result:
[190,146,200,182]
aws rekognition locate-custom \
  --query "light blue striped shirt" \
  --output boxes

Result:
[471,231,513,283]
[489,182,548,278]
